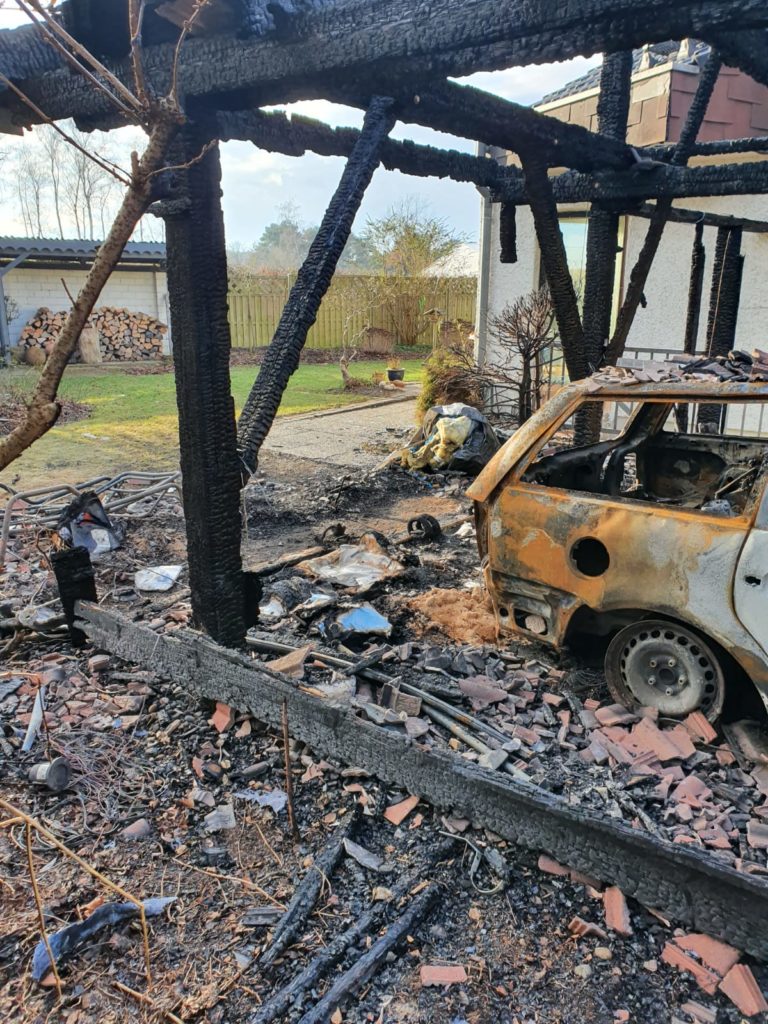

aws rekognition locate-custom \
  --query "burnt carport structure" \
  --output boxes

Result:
[2,0,768,647]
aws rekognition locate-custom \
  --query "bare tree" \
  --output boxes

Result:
[39,126,66,237]
[488,287,556,422]
[15,146,46,236]
[0,0,213,472]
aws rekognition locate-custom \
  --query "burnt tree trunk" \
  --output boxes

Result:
[160,124,246,647]
[577,51,632,443]
[237,96,395,473]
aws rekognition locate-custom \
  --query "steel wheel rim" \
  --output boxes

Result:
[605,619,725,721]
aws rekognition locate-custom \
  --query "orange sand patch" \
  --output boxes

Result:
[408,587,498,645]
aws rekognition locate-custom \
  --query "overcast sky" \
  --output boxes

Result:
[0,5,600,246]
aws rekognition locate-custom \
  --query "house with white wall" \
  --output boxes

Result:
[0,237,168,350]
[476,42,768,372]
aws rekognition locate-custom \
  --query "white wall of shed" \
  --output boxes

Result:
[4,267,169,352]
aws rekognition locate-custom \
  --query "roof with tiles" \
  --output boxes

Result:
[0,237,166,263]
[537,41,712,106]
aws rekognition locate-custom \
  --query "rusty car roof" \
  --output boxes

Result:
[567,377,768,399]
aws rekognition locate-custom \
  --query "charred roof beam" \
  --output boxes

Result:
[3,0,768,128]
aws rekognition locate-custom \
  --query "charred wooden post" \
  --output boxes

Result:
[520,155,586,382]
[51,546,97,646]
[578,52,633,442]
[237,96,395,473]
[159,123,247,647]
[701,226,744,431]
[499,202,517,264]
[684,221,706,355]
[606,53,722,363]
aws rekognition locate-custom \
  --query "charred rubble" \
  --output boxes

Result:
[4,0,768,1020]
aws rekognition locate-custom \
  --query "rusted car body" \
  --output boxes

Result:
[467,379,768,721]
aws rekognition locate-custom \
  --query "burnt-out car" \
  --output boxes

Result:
[466,378,768,723]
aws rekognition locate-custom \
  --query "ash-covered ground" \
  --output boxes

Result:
[1,458,767,1024]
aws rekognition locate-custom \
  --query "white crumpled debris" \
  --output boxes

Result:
[134,565,183,592]
[297,535,403,593]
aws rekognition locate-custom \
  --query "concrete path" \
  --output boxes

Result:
[263,389,419,467]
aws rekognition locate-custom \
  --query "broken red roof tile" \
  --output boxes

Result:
[683,711,718,745]
[208,702,235,733]
[631,717,692,762]
[667,724,697,760]
[538,854,569,877]
[595,703,638,726]
[541,691,564,707]
[746,819,768,849]
[603,886,632,936]
[420,964,468,987]
[718,964,768,1017]
[661,942,720,994]
[383,794,420,826]
[568,916,608,940]
[674,933,740,976]
[715,746,737,767]
[680,1000,717,1024]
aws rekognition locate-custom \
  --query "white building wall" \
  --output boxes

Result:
[4,267,169,350]
[483,194,768,366]
[484,204,540,367]
[622,194,768,353]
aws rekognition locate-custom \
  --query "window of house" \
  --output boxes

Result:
[538,213,626,329]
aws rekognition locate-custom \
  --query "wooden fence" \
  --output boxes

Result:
[227,274,477,350]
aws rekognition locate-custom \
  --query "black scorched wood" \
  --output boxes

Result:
[395,81,637,173]
[160,125,246,647]
[684,221,707,356]
[606,52,723,365]
[4,0,768,128]
[578,52,632,443]
[215,107,511,190]
[520,154,587,382]
[236,96,395,473]
[499,157,768,206]
[700,225,744,430]
[75,601,768,961]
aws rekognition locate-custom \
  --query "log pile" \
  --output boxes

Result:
[19,306,167,362]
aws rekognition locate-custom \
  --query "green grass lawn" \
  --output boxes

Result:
[0,360,421,488]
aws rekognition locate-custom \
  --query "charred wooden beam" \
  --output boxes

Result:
[700,225,744,430]
[395,81,637,172]
[215,108,510,190]
[606,52,722,363]
[629,202,768,234]
[644,135,768,160]
[684,221,706,356]
[704,28,768,89]
[499,158,768,206]
[158,126,247,647]
[706,226,744,357]
[519,155,587,382]
[581,53,633,370]
[236,97,395,473]
[75,600,768,962]
[499,203,517,264]
[4,0,768,129]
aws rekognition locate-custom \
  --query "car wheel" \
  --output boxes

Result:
[604,618,725,722]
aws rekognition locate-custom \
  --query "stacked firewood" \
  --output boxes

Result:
[19,306,167,362]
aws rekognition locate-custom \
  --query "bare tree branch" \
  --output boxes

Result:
[0,73,132,185]
[17,0,144,115]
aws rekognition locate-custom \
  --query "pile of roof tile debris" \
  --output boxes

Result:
[597,348,768,386]
[3,467,768,1022]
